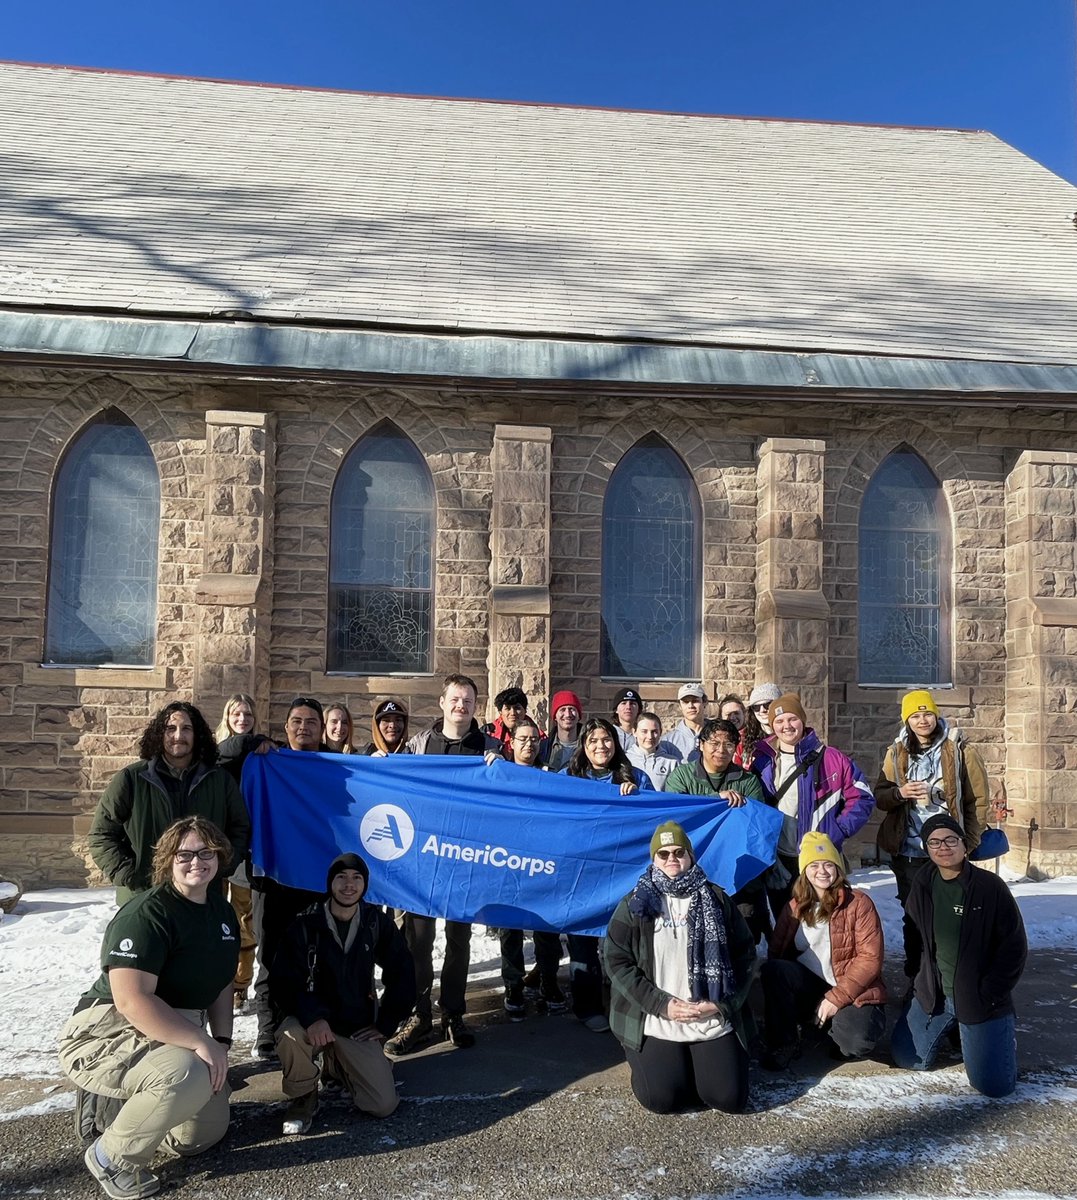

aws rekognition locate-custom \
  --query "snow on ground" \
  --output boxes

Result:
[1,871,1075,1083]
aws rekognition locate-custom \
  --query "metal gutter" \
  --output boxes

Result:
[1,310,1076,402]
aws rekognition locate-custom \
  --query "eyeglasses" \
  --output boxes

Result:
[175,848,217,864]
[926,836,963,850]
[751,703,771,712]
[656,848,688,861]
[702,738,737,750]
[513,736,540,746]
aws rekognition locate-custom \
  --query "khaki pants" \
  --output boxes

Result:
[276,1017,398,1117]
[59,1004,229,1168]
[228,883,256,991]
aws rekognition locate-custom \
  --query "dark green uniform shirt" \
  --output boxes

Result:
[932,872,965,998]
[85,882,240,1011]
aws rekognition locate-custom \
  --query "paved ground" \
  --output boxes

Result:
[3,950,1076,1200]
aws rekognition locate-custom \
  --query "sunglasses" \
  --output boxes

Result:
[655,848,688,861]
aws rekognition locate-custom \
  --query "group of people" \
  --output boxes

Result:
[62,675,1028,1200]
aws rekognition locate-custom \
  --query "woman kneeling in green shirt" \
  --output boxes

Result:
[60,816,239,1200]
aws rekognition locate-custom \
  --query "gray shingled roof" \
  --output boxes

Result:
[2,61,1076,366]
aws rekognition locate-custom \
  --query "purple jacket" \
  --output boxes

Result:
[753,728,875,850]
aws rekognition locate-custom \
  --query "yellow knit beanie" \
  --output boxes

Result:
[798,832,844,874]
[901,690,940,723]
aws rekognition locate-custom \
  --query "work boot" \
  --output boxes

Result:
[441,1013,476,1048]
[384,1013,434,1056]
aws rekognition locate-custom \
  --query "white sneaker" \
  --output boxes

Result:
[282,1092,319,1135]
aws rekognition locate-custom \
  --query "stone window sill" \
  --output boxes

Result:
[25,664,172,689]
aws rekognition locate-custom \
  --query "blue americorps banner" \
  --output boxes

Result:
[243,751,783,937]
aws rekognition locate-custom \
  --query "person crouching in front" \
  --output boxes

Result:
[270,853,415,1135]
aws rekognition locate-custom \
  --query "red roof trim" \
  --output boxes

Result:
[0,58,986,136]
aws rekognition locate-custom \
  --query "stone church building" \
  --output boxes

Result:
[2,62,1076,884]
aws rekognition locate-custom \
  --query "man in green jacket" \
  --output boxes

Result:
[665,718,771,942]
[88,701,250,905]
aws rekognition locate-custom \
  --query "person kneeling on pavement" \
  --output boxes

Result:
[269,852,415,1135]
[603,821,756,1115]
[890,814,1027,1098]
[59,817,239,1200]
[760,833,887,1070]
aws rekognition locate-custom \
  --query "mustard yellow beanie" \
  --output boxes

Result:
[901,690,940,723]
[798,832,844,874]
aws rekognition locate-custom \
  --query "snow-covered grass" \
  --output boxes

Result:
[1,871,1075,1084]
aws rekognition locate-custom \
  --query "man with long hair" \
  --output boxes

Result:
[88,701,250,906]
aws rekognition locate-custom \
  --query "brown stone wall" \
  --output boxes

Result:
[2,363,1077,884]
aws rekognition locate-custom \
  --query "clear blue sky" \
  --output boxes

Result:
[5,0,1076,182]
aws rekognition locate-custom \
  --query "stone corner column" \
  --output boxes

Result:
[487,424,552,725]
[1004,449,1077,878]
[193,409,276,722]
[755,437,829,733]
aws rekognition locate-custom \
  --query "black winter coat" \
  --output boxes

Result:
[905,860,1027,1025]
[270,900,416,1038]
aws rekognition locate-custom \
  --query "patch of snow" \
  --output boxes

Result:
[0,1092,75,1122]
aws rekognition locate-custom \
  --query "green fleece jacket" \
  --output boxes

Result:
[665,759,766,801]
[88,757,250,904]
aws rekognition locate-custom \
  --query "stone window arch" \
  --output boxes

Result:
[858,446,952,685]
[44,408,160,666]
[327,421,435,674]
[601,434,702,679]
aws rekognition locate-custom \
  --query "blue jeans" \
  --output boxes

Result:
[891,995,1017,1098]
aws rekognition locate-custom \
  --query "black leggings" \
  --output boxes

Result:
[625,1033,749,1114]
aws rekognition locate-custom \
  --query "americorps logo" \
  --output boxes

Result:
[360,804,415,861]
[358,803,557,876]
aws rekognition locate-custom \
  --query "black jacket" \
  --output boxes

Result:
[905,860,1027,1025]
[270,900,416,1038]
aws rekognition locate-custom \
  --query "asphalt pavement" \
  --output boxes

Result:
[3,949,1076,1200]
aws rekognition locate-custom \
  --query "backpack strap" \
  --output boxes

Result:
[773,746,822,802]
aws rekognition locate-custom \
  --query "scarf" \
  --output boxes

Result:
[628,863,735,1003]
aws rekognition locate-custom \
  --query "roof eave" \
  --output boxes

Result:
[1,309,1076,406]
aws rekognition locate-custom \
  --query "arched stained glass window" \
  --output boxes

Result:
[328,424,434,674]
[45,410,160,666]
[858,448,951,685]
[601,436,701,678]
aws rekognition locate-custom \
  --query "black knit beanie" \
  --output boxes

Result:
[326,852,370,894]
